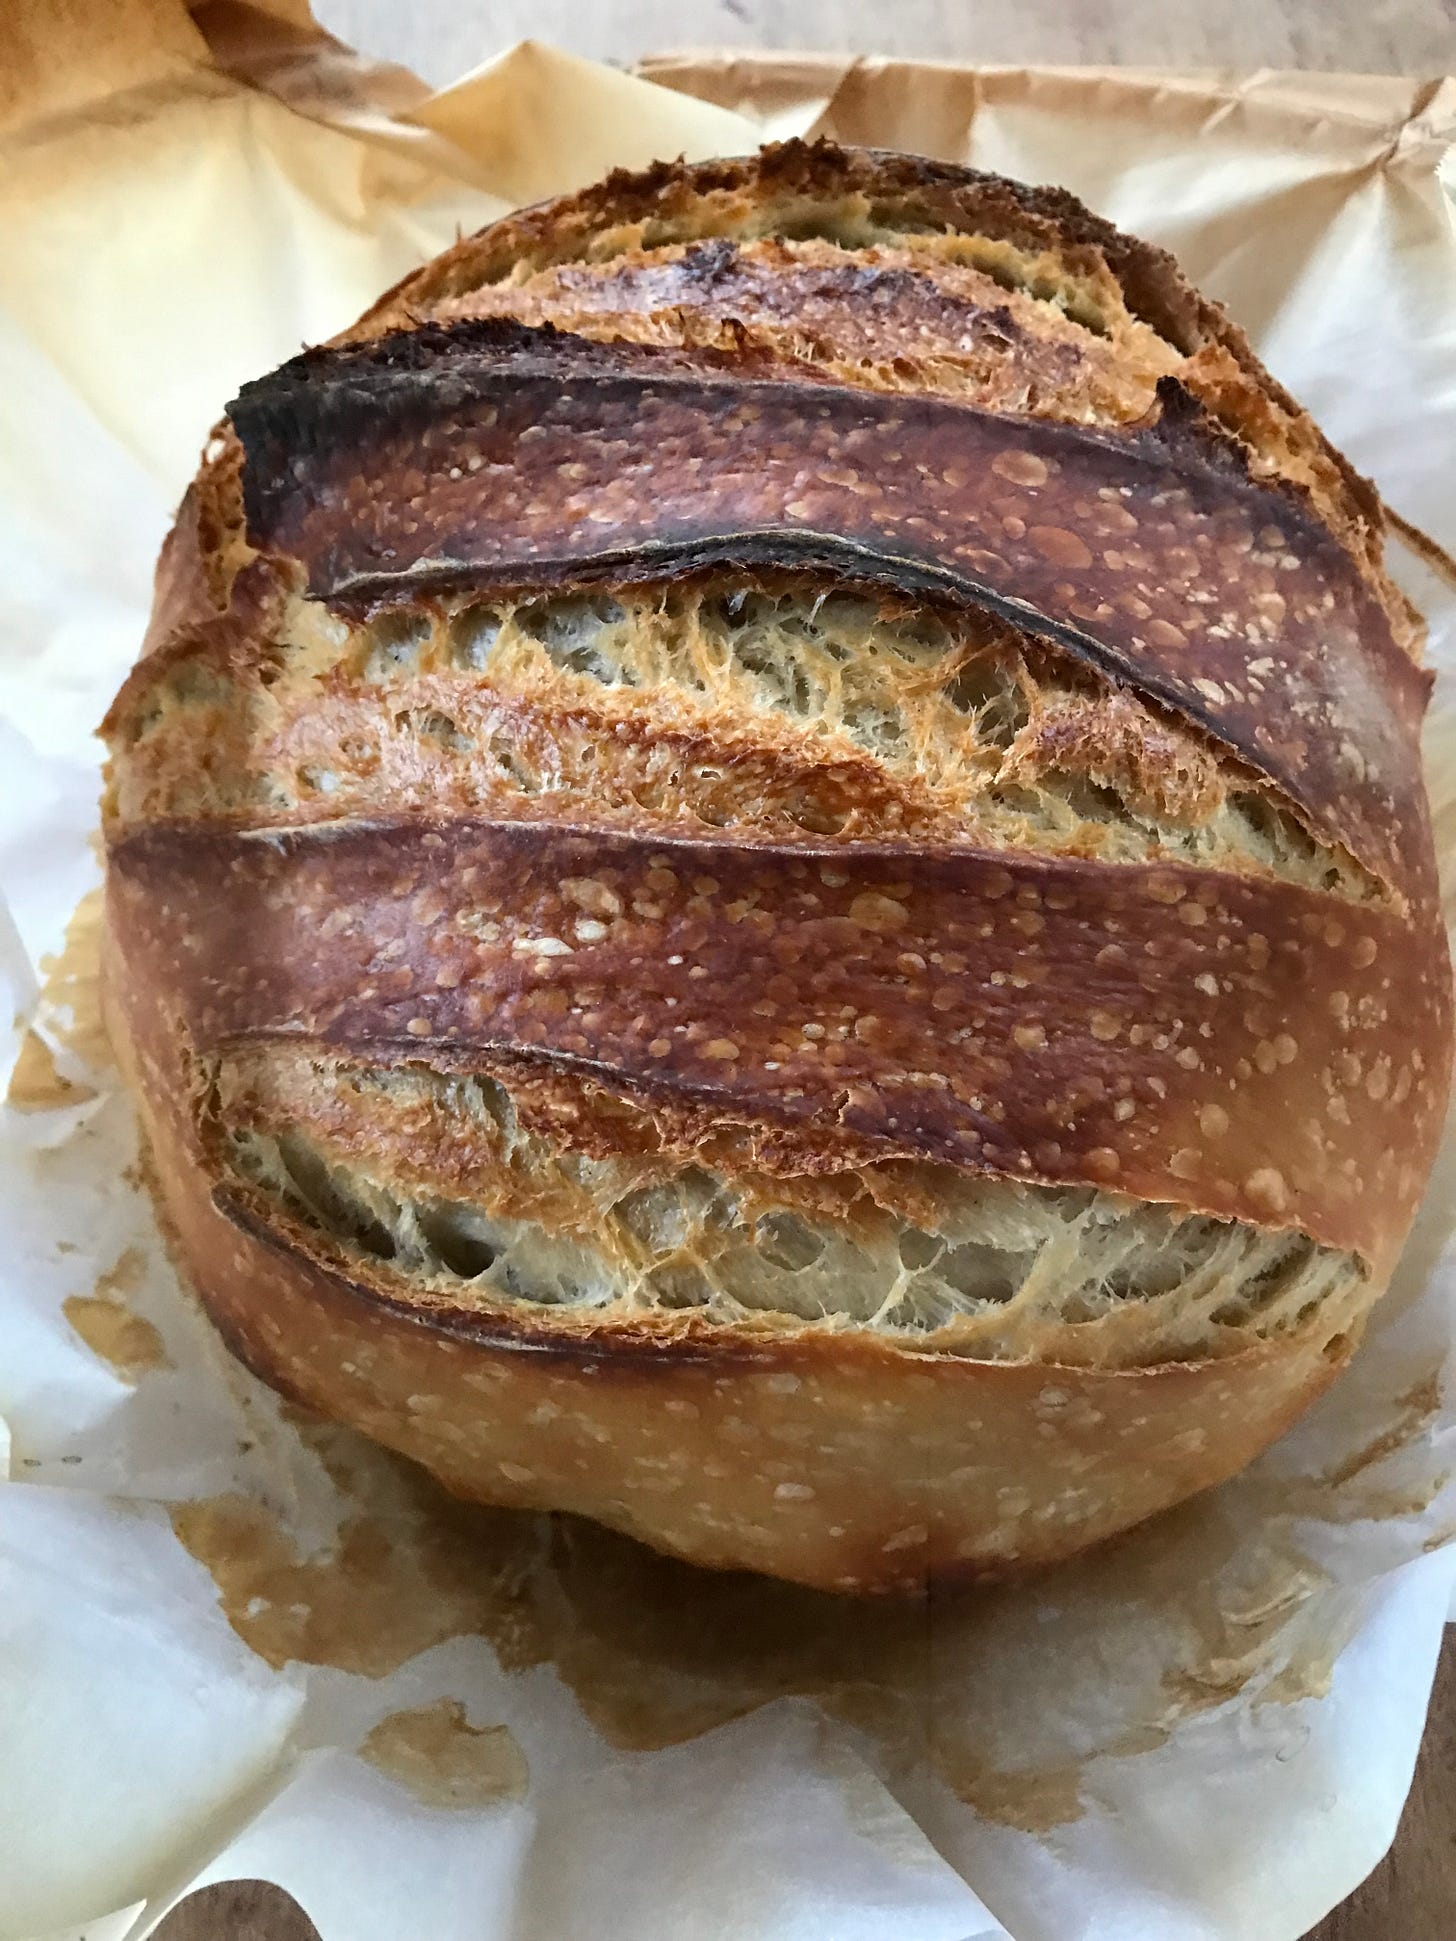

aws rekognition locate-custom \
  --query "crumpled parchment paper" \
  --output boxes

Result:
[2,10,1454,1939]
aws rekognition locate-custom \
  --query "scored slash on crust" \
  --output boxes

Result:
[230,322,1432,899]
[108,813,1444,1272]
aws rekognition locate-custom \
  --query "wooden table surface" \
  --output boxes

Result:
[162,2,1454,1937]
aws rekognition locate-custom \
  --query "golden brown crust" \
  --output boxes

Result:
[107,815,1445,1272]
[101,141,1453,1589]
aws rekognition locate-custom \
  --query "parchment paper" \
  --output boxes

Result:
[2,10,1454,1940]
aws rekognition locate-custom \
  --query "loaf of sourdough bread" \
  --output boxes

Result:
[102,143,1452,1592]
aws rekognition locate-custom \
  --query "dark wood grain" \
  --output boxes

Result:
[159,4,1456,1937]
[1309,1635,1456,1939]
[158,1881,318,1941]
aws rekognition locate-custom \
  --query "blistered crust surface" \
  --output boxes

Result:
[98,142,1454,1586]
[230,324,1431,896]
[107,817,1446,1269]
[353,141,1395,607]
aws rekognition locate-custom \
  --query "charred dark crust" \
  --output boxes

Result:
[229,322,1430,897]
[109,816,1449,1265]
[349,140,1384,535]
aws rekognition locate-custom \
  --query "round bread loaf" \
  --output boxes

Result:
[103,142,1452,1592]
